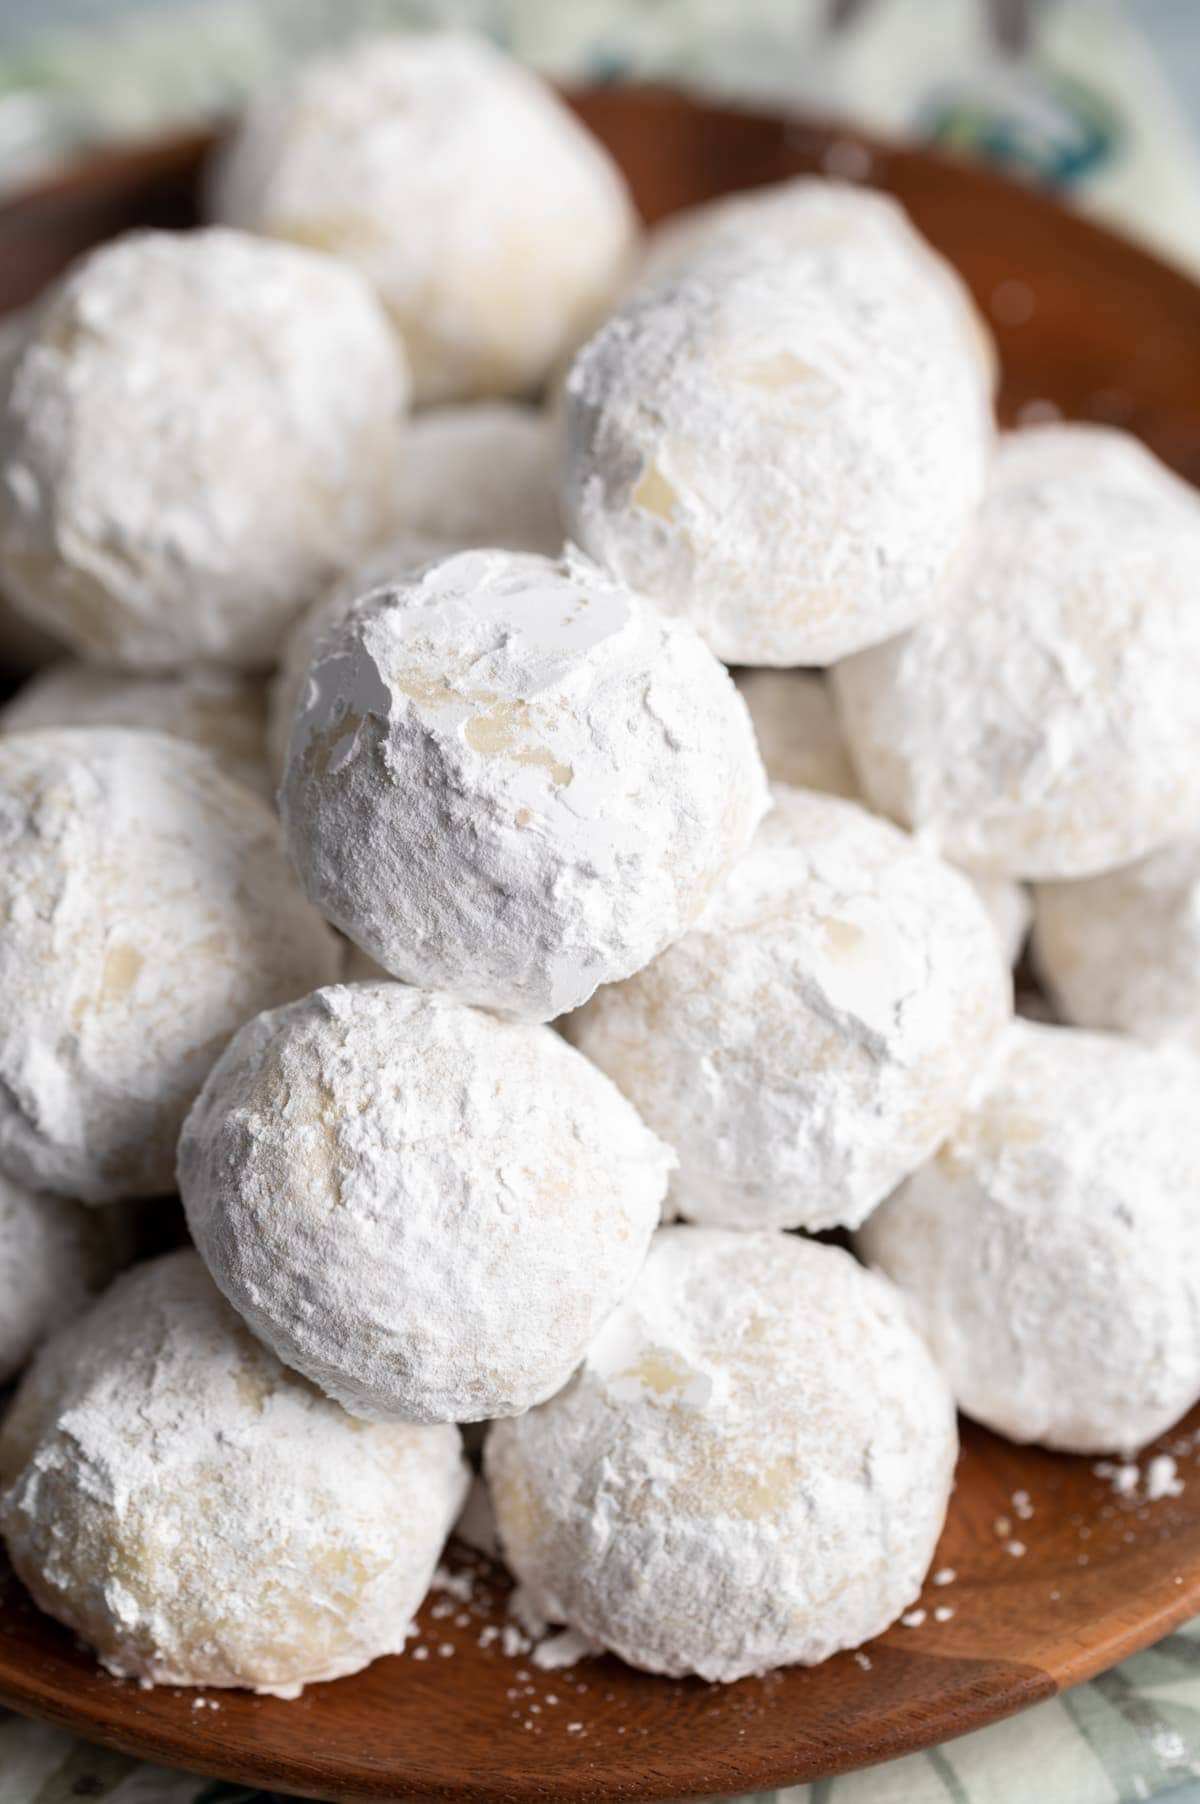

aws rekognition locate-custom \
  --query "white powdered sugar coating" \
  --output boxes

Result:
[737,667,1030,964]
[210,35,637,406]
[0,228,407,670]
[0,1175,132,1384]
[637,176,996,397]
[281,547,769,1021]
[0,728,341,1202]
[858,1019,1200,1455]
[179,983,673,1424]
[567,783,1011,1232]
[1,661,270,797]
[0,1250,468,1694]
[394,403,562,556]
[561,228,991,666]
[486,1227,956,1681]
[833,424,1200,879]
[268,403,560,776]
[1032,840,1200,1052]
[267,531,456,781]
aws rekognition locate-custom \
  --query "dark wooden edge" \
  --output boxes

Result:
[2,83,1199,310]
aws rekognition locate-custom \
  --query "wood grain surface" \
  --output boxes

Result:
[0,86,1198,1804]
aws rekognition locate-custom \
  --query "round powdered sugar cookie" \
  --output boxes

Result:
[179,983,673,1424]
[638,176,995,396]
[0,228,407,670]
[0,1176,133,1385]
[486,1226,956,1681]
[268,403,560,776]
[859,1019,1200,1455]
[0,1249,467,1695]
[567,783,1010,1232]
[281,547,769,1021]
[267,532,455,779]
[210,35,637,406]
[1,662,270,798]
[834,424,1200,879]
[1032,839,1200,1053]
[561,229,990,666]
[0,728,341,1202]
[737,668,1030,963]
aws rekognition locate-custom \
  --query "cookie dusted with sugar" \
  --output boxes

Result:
[210,35,637,406]
[267,531,455,781]
[0,1176,132,1385]
[0,228,407,670]
[1031,841,1200,1053]
[0,728,341,1202]
[737,668,1030,964]
[486,1227,956,1681]
[179,982,673,1424]
[268,402,560,776]
[638,176,996,397]
[1,662,270,798]
[859,1020,1200,1455]
[562,225,990,666]
[0,1250,467,1694]
[281,547,769,1021]
[834,424,1200,879]
[567,783,1010,1232]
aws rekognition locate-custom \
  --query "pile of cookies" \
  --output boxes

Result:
[0,31,1199,1700]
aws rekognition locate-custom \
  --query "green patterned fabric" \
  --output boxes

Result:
[0,3,1198,1800]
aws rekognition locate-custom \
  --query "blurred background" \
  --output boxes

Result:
[0,0,1197,271]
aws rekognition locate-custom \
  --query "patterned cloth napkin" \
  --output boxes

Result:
[0,3,1199,1801]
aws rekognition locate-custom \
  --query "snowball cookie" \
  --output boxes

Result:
[0,1175,132,1385]
[0,728,341,1202]
[210,35,637,406]
[394,403,562,555]
[179,982,673,1424]
[0,227,407,671]
[561,227,991,667]
[737,668,1029,964]
[1031,839,1200,1053]
[638,176,996,397]
[859,1020,1200,1455]
[0,1250,467,1694]
[282,547,769,1021]
[834,425,1200,880]
[487,1226,956,1680]
[568,784,1010,1231]
[267,399,561,778]
[266,530,457,781]
[1,662,269,798]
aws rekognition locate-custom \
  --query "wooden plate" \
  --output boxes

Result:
[1,87,1199,1804]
